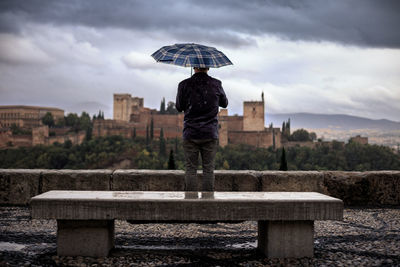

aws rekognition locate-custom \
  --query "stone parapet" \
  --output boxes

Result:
[1,169,399,206]
[0,169,42,205]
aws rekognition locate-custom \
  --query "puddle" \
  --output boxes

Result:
[0,242,26,251]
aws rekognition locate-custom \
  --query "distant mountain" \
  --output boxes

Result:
[65,102,110,117]
[267,113,400,131]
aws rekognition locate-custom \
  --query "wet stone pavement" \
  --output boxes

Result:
[0,207,399,266]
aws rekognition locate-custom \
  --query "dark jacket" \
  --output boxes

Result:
[176,72,228,140]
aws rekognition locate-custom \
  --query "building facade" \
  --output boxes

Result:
[93,93,283,149]
[113,94,144,122]
[0,105,64,128]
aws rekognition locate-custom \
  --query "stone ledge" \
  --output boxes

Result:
[1,169,399,205]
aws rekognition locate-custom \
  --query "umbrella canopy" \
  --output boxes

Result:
[151,43,233,68]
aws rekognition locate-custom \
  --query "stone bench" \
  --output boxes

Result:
[30,191,343,258]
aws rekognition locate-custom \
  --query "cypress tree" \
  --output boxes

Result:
[146,125,149,147]
[150,118,154,140]
[175,137,179,153]
[272,129,276,150]
[279,147,288,171]
[159,128,166,157]
[133,128,136,139]
[160,97,166,114]
[168,149,176,170]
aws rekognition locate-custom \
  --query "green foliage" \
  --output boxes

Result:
[168,149,176,170]
[93,110,105,120]
[55,117,65,127]
[160,97,166,114]
[42,112,55,127]
[146,125,149,147]
[166,101,178,114]
[0,135,399,171]
[159,128,166,157]
[281,118,291,138]
[309,132,317,141]
[290,129,312,141]
[279,147,288,171]
[65,113,79,130]
[10,124,31,135]
[150,118,154,140]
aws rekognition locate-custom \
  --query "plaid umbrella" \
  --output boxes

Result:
[151,43,233,68]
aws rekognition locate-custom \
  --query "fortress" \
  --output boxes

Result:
[0,105,85,149]
[93,93,283,149]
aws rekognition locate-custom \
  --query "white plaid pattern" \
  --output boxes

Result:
[151,43,233,68]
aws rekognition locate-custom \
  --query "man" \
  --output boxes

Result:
[176,67,228,193]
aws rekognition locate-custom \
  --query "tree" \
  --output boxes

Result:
[166,101,178,114]
[146,125,149,147]
[272,129,276,150]
[279,147,288,171]
[160,97,166,114]
[310,132,317,141]
[159,128,166,157]
[222,160,230,170]
[133,128,136,139]
[150,118,154,140]
[281,118,291,138]
[168,149,176,169]
[65,113,79,127]
[175,137,179,153]
[42,112,55,127]
[80,112,92,140]
[290,129,311,142]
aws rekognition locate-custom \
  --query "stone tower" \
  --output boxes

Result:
[243,93,265,131]
[113,94,144,122]
[218,109,228,147]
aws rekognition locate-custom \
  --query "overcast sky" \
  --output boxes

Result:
[1,0,399,122]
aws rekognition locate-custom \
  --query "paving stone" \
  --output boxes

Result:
[0,207,399,266]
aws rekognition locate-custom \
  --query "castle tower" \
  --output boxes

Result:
[218,109,228,147]
[243,93,265,131]
[113,94,144,122]
[113,94,132,121]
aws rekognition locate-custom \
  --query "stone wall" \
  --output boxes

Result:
[1,169,399,206]
[228,130,277,148]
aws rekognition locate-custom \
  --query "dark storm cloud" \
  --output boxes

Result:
[1,0,400,48]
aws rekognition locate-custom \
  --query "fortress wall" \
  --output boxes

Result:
[228,131,274,148]
[48,131,86,146]
[0,130,12,149]
[1,169,399,206]
[225,116,243,131]
[10,135,32,147]
[152,114,184,128]
[282,141,316,149]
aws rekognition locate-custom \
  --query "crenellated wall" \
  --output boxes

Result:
[0,169,399,206]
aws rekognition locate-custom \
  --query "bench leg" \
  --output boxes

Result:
[258,220,314,258]
[57,220,115,257]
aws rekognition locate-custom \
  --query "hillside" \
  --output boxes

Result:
[267,113,400,131]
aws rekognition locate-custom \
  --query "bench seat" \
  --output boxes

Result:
[31,191,343,258]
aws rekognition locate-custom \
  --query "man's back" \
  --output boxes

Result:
[176,72,228,140]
